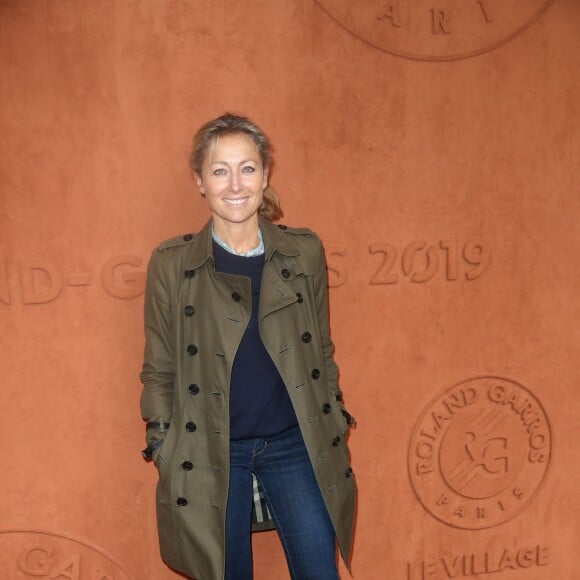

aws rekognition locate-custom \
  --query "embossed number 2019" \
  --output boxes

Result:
[369,241,490,284]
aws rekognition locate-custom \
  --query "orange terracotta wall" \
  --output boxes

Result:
[1,1,579,579]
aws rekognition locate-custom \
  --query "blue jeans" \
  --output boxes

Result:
[225,425,339,580]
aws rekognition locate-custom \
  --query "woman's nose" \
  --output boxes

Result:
[230,171,241,192]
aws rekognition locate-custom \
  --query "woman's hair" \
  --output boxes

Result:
[190,112,283,221]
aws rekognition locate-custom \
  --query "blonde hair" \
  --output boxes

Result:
[190,113,283,221]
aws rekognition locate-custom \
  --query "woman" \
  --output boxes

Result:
[140,113,356,580]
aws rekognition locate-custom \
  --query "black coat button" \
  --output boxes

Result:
[296,293,303,303]
[185,421,197,432]
[322,403,331,414]
[183,234,193,241]
[311,368,320,380]
[231,291,241,302]
[176,497,188,506]
[301,332,312,343]
[332,436,341,447]
[184,269,195,279]
[345,467,353,478]
[281,268,291,279]
[188,384,200,395]
[187,344,198,356]
[278,224,287,230]
[182,461,193,471]
[184,305,195,317]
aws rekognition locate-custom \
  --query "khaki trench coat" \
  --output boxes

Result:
[140,217,356,580]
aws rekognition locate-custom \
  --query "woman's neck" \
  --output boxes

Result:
[212,217,261,254]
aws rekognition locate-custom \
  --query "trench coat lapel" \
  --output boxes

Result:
[258,265,298,320]
[180,217,303,320]
[258,218,302,320]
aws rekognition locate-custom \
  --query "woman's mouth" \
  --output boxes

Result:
[224,197,248,206]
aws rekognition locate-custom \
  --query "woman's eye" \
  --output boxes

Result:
[242,166,255,173]
[212,168,227,176]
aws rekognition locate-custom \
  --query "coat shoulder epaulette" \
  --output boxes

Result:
[276,224,315,236]
[157,233,196,252]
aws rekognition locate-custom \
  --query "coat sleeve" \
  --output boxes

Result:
[312,235,356,429]
[139,248,175,459]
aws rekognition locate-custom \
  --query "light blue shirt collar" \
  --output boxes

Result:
[211,226,265,257]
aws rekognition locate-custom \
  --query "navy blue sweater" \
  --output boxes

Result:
[213,241,298,440]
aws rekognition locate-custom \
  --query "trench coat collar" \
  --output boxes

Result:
[184,216,301,271]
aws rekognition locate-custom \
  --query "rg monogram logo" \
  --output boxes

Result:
[409,376,551,529]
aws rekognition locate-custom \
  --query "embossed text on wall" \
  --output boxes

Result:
[316,0,554,60]
[0,530,133,580]
[0,257,145,304]
[408,376,551,530]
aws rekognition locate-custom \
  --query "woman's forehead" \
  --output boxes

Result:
[205,133,261,166]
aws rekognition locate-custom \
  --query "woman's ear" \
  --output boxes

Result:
[262,167,269,190]
[194,173,206,196]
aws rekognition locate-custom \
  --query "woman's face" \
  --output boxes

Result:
[195,133,268,230]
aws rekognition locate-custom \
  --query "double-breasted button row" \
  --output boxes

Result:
[322,403,331,414]
[188,384,200,395]
[177,497,188,506]
[296,292,303,303]
[187,344,198,356]
[311,369,320,380]
[182,461,193,471]
[184,305,195,317]
[231,291,241,302]
[301,332,312,343]
[183,234,193,241]
[184,269,195,279]
[332,436,341,447]
[281,268,291,279]
[185,421,197,432]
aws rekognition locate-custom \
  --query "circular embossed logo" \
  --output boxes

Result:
[316,1,554,61]
[408,377,551,529]
[0,530,133,579]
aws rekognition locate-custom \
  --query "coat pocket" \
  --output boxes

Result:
[152,424,177,478]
